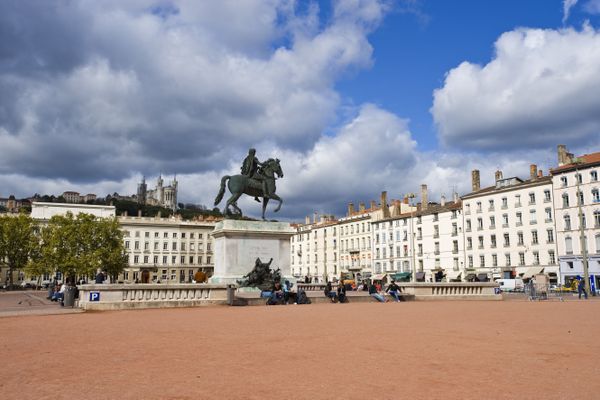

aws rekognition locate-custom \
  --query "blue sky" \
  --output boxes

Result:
[335,0,600,151]
[1,0,600,219]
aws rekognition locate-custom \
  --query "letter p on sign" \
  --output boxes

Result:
[90,292,101,302]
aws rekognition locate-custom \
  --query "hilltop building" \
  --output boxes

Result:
[137,175,178,212]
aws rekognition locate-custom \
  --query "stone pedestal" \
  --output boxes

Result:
[209,219,295,285]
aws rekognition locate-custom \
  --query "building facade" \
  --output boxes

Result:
[551,145,600,288]
[461,167,560,283]
[119,215,216,283]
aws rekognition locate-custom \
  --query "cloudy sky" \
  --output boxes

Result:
[1,0,600,220]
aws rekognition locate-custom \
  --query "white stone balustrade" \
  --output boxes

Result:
[78,283,233,310]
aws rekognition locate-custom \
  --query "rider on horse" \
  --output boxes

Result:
[241,148,267,202]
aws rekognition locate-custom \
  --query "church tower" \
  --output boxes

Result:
[137,176,147,205]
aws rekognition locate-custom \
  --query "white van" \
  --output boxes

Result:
[496,278,524,292]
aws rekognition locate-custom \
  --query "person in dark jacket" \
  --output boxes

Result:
[324,281,337,303]
[386,280,402,302]
[369,282,386,302]
[337,282,347,303]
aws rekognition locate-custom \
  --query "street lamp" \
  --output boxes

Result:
[573,158,592,296]
[407,193,417,282]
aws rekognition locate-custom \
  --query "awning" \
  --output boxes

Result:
[371,273,388,281]
[477,273,489,282]
[392,272,412,282]
[520,267,545,279]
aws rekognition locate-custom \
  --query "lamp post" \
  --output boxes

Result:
[407,193,417,282]
[573,159,592,295]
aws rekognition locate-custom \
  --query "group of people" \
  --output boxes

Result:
[267,280,310,305]
[324,282,347,303]
[324,280,404,303]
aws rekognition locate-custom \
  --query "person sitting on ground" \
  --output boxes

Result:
[324,281,337,303]
[337,281,347,303]
[368,281,386,303]
[386,280,402,302]
[269,281,284,305]
[283,280,294,304]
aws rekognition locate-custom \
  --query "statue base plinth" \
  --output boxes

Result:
[209,219,295,285]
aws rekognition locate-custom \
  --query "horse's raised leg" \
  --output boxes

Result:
[269,193,283,212]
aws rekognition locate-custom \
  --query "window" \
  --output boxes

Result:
[172,256,176,264]
[516,212,522,226]
[492,254,498,267]
[144,242,149,250]
[172,242,177,250]
[565,236,573,254]
[504,233,510,247]
[591,170,598,182]
[173,232,177,238]
[592,188,600,203]
[505,253,511,266]
[134,255,139,264]
[577,190,584,205]
[145,232,150,238]
[190,233,195,239]
[502,197,508,209]
[533,251,540,265]
[465,204,471,214]
[562,193,569,208]
[490,234,497,248]
[476,202,482,212]
[466,219,472,232]
[154,232,159,238]
[531,230,538,245]
[153,255,158,264]
[595,211,600,228]
[135,231,140,238]
[545,208,553,222]
[517,232,524,245]
[596,234,600,253]
[468,255,473,268]
[489,216,496,228]
[515,195,521,207]
[503,214,509,227]
[433,213,439,222]
[561,176,567,187]
[162,256,167,264]
[181,243,186,251]
[453,240,459,253]
[478,236,484,249]
[488,199,494,210]
[480,255,485,267]
[544,190,551,202]
[564,214,571,230]
[467,237,473,250]
[519,252,525,266]
[547,229,554,243]
[576,173,582,184]
[434,225,439,238]
[548,250,556,265]
[477,218,483,230]
[164,232,168,238]
[452,223,458,236]
[125,241,130,249]
[154,242,159,251]
[529,192,536,205]
[529,210,536,224]
[163,242,168,250]
[134,241,139,250]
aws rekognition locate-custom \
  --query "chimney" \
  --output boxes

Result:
[359,202,366,212]
[453,191,459,203]
[370,200,377,210]
[557,144,567,166]
[495,170,503,182]
[471,170,480,192]
[538,170,543,178]
[441,195,446,207]
[381,191,390,218]
[305,216,310,225]
[137,209,142,217]
[530,164,538,181]
[421,184,428,211]
[348,202,355,216]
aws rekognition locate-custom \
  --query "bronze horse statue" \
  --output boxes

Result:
[214,158,284,220]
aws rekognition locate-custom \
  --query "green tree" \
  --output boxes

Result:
[0,214,38,288]
[35,213,127,283]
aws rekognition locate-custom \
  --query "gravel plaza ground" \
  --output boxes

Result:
[1,293,599,400]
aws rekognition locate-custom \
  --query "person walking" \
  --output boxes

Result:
[578,276,588,300]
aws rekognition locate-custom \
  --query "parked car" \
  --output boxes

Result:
[20,280,40,289]
[496,278,525,292]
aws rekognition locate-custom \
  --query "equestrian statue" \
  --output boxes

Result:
[214,148,284,220]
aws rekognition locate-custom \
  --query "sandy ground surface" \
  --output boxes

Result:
[1,300,599,400]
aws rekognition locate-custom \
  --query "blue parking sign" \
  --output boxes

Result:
[89,292,101,302]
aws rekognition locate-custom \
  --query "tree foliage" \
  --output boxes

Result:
[0,214,38,287]
[31,213,127,282]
